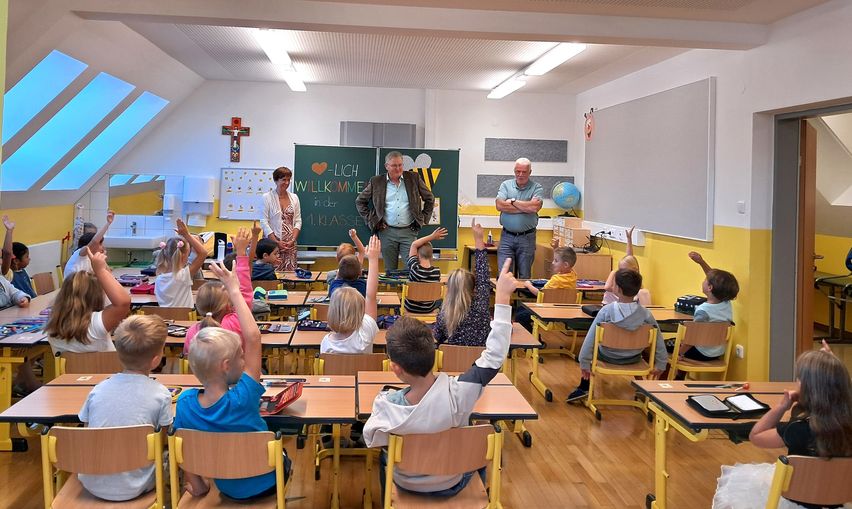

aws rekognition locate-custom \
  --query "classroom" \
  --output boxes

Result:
[1,0,852,508]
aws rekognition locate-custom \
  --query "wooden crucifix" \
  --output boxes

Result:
[222,117,251,162]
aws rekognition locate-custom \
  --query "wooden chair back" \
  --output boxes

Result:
[597,323,655,350]
[48,425,155,474]
[538,287,578,304]
[138,306,195,321]
[680,321,732,347]
[438,345,485,372]
[253,280,281,291]
[767,455,852,508]
[57,351,123,375]
[392,425,496,476]
[192,278,208,291]
[403,281,444,302]
[315,353,386,375]
[171,429,276,479]
[31,272,55,294]
[311,304,329,321]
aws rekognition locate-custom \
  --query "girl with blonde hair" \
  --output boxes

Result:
[46,248,131,353]
[320,236,381,354]
[435,219,492,346]
[184,228,253,354]
[154,219,207,307]
[602,226,651,305]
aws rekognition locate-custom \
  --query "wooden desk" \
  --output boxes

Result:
[632,380,796,509]
[48,373,353,388]
[357,371,512,386]
[0,291,56,320]
[163,321,296,349]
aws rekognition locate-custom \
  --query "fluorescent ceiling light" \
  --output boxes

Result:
[253,29,306,92]
[524,43,587,76]
[487,75,527,99]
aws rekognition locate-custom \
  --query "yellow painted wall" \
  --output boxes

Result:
[813,233,852,334]
[109,190,162,215]
[0,204,75,245]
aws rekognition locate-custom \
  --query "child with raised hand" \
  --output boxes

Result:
[155,219,207,307]
[46,248,131,353]
[435,219,492,346]
[173,260,290,501]
[404,227,447,313]
[185,228,254,354]
[321,235,381,354]
[1,216,37,299]
[325,229,367,283]
[683,251,740,360]
[64,211,115,280]
[515,245,579,331]
[364,258,516,497]
[77,315,172,502]
[602,226,651,306]
[713,349,852,509]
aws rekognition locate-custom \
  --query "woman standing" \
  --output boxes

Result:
[261,167,301,271]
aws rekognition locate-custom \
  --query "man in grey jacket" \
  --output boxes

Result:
[356,151,434,272]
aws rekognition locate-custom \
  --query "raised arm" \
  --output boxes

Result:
[89,248,130,331]
[249,221,261,263]
[209,261,263,381]
[749,389,796,448]
[89,211,115,249]
[625,226,635,256]
[176,219,208,276]
[688,251,712,275]
[364,235,381,320]
[2,216,14,275]
[349,229,366,264]
[408,227,447,258]
[472,219,485,251]
[230,228,253,308]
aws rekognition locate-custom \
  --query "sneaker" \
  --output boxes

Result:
[565,388,588,403]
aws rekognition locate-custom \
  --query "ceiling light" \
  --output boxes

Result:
[487,75,527,99]
[524,43,587,76]
[253,28,306,92]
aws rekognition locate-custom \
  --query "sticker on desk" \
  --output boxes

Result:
[658,383,672,388]
[76,376,93,381]
[319,377,331,383]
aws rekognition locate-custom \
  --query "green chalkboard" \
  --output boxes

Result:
[294,145,378,247]
[378,148,459,249]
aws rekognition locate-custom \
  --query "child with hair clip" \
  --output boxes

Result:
[326,229,366,283]
[173,261,291,501]
[46,248,131,353]
[602,226,651,306]
[154,219,207,307]
[435,219,492,346]
[321,235,381,354]
[184,228,253,354]
[2,216,37,298]
[64,211,115,280]
[713,345,852,509]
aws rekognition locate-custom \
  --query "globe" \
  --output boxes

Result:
[551,182,581,210]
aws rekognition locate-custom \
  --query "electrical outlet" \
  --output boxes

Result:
[735,344,745,359]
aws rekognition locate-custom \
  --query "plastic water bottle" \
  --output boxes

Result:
[216,239,225,262]
[487,230,493,245]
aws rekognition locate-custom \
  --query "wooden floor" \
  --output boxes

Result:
[0,351,780,509]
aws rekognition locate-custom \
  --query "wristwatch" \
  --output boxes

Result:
[510,198,517,206]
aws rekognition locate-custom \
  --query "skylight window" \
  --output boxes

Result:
[132,174,156,184]
[110,174,134,186]
[2,72,135,191]
[44,92,168,190]
[2,50,87,144]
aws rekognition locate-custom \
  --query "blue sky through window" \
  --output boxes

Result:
[2,50,87,144]
[2,72,135,191]
[131,174,157,184]
[44,92,168,190]
[110,174,134,186]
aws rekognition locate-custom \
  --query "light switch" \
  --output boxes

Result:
[736,201,746,214]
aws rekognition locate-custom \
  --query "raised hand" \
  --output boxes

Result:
[2,215,14,230]
[820,339,834,355]
[106,210,115,224]
[688,251,704,264]
[251,220,262,239]
[85,247,108,273]
[175,218,190,238]
[626,225,635,238]
[209,261,238,292]
[349,229,357,239]
[430,227,448,241]
[471,219,484,239]
[231,227,251,257]
[366,235,381,261]
[495,258,518,304]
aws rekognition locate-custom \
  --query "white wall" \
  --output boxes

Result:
[573,0,852,231]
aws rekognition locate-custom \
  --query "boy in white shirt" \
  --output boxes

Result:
[64,211,114,279]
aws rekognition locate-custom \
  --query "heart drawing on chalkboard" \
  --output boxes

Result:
[311,162,328,175]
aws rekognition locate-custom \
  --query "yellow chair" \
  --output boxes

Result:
[766,455,852,509]
[436,345,484,372]
[55,351,123,377]
[667,321,735,380]
[191,279,208,291]
[585,323,657,421]
[312,352,387,376]
[31,271,56,294]
[531,287,581,360]
[384,424,503,509]
[168,429,290,509]
[137,306,197,322]
[401,282,444,323]
[41,425,164,509]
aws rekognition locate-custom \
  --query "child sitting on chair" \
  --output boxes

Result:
[567,269,668,403]
[685,251,740,361]
[78,315,173,501]
[173,260,291,501]
[363,259,516,497]
[601,226,651,306]
[515,244,578,332]
[328,253,366,299]
[403,227,447,313]
[326,229,366,283]
[252,239,280,281]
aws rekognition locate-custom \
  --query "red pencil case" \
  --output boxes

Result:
[130,283,155,294]
[259,382,303,416]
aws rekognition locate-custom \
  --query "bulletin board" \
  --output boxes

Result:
[218,168,275,220]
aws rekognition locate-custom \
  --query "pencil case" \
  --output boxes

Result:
[259,381,303,416]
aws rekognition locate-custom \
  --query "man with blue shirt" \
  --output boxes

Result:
[495,158,543,279]
[357,151,435,272]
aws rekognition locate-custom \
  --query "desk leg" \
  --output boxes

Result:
[0,352,28,452]
[331,423,341,509]
[648,409,669,509]
[528,348,553,402]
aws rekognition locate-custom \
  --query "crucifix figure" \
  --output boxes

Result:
[221,117,251,162]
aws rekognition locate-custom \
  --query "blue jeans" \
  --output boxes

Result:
[497,231,536,279]
[377,226,416,272]
[379,450,487,498]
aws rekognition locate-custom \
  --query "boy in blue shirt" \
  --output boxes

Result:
[252,239,280,281]
[173,261,290,501]
[685,251,739,360]
[328,254,367,299]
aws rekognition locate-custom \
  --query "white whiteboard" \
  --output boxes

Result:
[219,168,275,220]
[584,78,715,241]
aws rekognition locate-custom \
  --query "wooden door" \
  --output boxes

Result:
[796,120,817,356]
